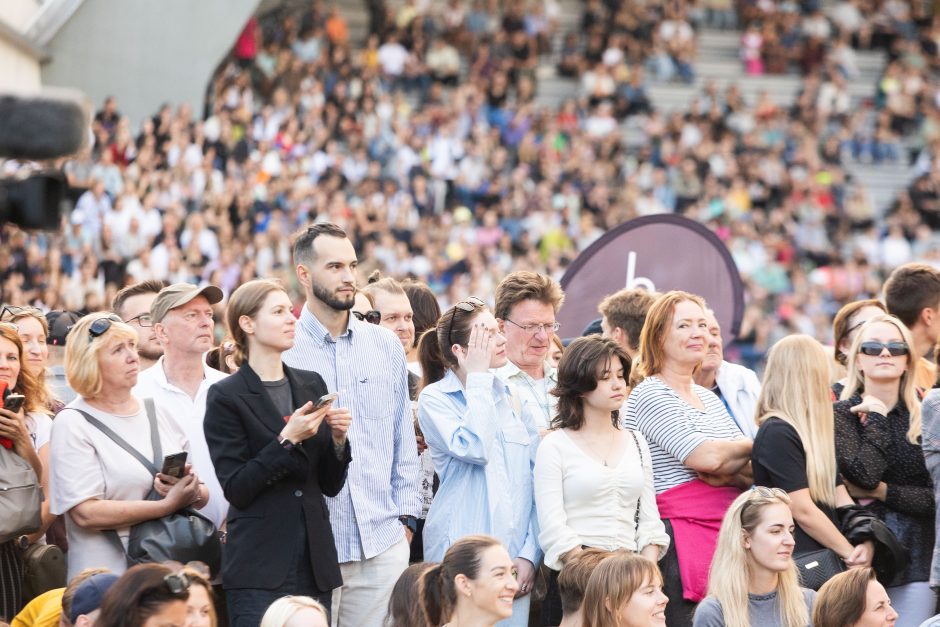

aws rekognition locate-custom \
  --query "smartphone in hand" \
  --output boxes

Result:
[315,393,338,408]
[3,394,25,413]
[161,451,188,478]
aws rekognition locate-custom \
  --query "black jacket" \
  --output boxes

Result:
[204,363,351,592]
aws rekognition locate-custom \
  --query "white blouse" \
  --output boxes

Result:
[534,428,670,570]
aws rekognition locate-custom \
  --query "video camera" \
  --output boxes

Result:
[0,91,88,231]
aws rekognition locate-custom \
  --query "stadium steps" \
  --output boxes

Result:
[843,161,917,217]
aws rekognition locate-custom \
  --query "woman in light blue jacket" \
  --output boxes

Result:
[416,296,541,627]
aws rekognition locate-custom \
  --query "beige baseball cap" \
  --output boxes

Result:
[150,283,224,324]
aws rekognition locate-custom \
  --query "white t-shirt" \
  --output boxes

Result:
[49,397,189,579]
[26,411,52,452]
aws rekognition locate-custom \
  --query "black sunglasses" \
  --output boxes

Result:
[353,310,381,324]
[163,572,191,596]
[446,296,485,347]
[88,314,124,340]
[859,341,909,357]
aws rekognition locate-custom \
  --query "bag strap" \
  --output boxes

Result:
[629,430,643,549]
[75,398,162,476]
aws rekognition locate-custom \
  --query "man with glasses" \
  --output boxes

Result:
[112,280,167,371]
[494,271,566,433]
[283,223,419,627]
[133,283,228,531]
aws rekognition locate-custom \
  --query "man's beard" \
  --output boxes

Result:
[138,344,164,362]
[314,283,355,311]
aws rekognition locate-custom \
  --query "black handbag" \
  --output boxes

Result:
[793,548,846,591]
[77,400,222,576]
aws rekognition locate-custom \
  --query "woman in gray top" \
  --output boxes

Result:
[693,488,815,627]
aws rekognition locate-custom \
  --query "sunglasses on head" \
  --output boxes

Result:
[859,341,909,357]
[446,296,485,346]
[163,572,191,596]
[89,314,124,340]
[353,310,381,324]
[0,305,43,323]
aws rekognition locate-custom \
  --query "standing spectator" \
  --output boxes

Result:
[494,271,565,432]
[883,263,940,394]
[692,310,763,439]
[112,281,167,372]
[417,296,540,626]
[45,310,81,405]
[598,288,656,363]
[282,224,419,627]
[133,283,229,529]
[623,292,751,627]
[0,326,47,620]
[204,279,352,626]
[694,488,815,627]
[831,299,888,397]
[419,536,520,627]
[402,280,441,377]
[49,313,207,580]
[579,551,668,627]
[751,335,873,585]
[836,315,936,625]
[924,354,940,612]
[535,336,669,626]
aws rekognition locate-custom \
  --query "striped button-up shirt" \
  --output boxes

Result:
[283,306,421,562]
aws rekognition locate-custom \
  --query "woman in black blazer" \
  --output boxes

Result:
[204,279,352,627]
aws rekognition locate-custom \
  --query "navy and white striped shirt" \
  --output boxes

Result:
[622,376,745,494]
[283,305,421,562]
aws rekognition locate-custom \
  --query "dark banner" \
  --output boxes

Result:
[558,214,745,339]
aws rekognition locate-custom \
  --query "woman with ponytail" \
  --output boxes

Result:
[419,535,519,627]
[417,297,541,626]
[694,488,815,627]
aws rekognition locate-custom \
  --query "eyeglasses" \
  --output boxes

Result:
[353,310,381,324]
[88,314,124,340]
[125,313,153,328]
[504,318,560,336]
[163,572,191,597]
[446,296,485,346]
[858,341,909,357]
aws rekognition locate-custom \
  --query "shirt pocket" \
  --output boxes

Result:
[501,419,531,446]
[356,377,395,420]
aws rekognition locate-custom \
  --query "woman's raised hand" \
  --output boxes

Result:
[456,322,494,375]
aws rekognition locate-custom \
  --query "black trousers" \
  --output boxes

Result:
[660,519,698,627]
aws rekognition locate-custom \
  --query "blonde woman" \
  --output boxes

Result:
[836,315,935,625]
[259,597,328,627]
[579,551,668,627]
[694,488,814,627]
[751,336,872,579]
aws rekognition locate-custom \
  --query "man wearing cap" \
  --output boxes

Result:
[45,311,81,405]
[133,283,229,529]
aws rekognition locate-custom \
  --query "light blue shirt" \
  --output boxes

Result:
[283,306,421,562]
[417,370,541,566]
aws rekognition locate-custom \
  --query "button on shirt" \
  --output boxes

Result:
[418,370,541,565]
[133,357,230,528]
[494,359,558,431]
[283,306,421,562]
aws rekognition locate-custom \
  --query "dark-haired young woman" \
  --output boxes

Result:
[419,535,519,627]
[534,336,669,625]
[416,297,540,627]
[95,563,190,627]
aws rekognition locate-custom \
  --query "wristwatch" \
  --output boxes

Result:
[16,535,30,550]
[399,515,418,534]
[277,434,295,452]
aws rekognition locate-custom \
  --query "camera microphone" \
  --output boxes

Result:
[0,91,88,160]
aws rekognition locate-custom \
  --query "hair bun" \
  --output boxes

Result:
[367,270,382,284]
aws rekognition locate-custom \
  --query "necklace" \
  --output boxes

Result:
[576,431,617,467]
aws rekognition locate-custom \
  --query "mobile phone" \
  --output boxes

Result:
[315,392,338,408]
[160,452,188,479]
[4,394,25,413]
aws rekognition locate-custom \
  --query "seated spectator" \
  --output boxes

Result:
[49,313,207,580]
[180,567,215,627]
[556,548,611,627]
[813,568,899,627]
[68,573,119,627]
[694,488,815,627]
[259,597,328,627]
[580,551,668,627]
[418,535,518,627]
[11,567,110,627]
[95,564,190,627]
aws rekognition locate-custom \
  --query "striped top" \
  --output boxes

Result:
[622,376,745,494]
[283,305,421,562]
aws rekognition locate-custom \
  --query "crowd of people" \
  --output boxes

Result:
[1,222,940,627]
